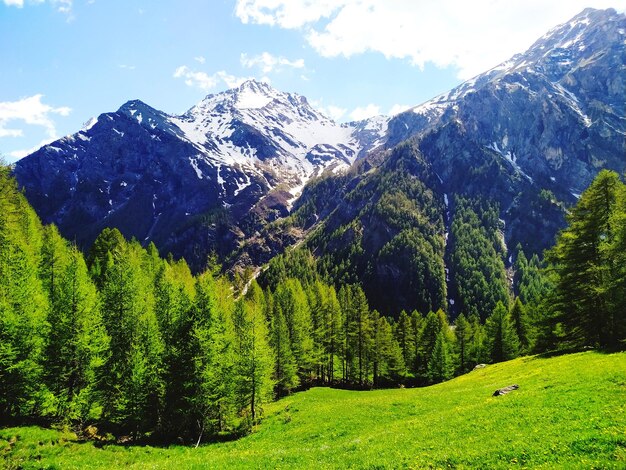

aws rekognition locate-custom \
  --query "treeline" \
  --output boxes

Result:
[1,165,625,443]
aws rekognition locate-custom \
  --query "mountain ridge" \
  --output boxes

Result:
[12,8,626,299]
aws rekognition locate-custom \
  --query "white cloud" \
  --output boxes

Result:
[8,139,55,160]
[322,105,347,121]
[194,56,206,64]
[235,0,340,28]
[173,66,249,91]
[118,64,136,70]
[240,52,305,73]
[388,104,410,116]
[3,0,74,18]
[235,0,624,79]
[349,104,380,121]
[0,95,71,142]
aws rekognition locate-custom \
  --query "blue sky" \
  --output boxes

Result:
[1,0,624,162]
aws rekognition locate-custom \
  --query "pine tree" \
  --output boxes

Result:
[99,239,164,435]
[233,282,274,425]
[44,246,109,422]
[546,170,625,348]
[192,273,236,440]
[454,313,472,373]
[395,310,415,374]
[467,313,487,366]
[510,298,531,353]
[427,331,453,383]
[274,279,314,382]
[485,301,519,363]
[372,313,405,386]
[86,227,125,289]
[350,285,373,386]
[0,168,49,416]
[270,303,299,397]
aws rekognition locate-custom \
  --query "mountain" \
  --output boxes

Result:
[12,8,625,315]
[13,80,386,270]
[389,7,625,198]
[245,7,626,316]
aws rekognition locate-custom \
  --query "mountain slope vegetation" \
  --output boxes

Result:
[2,351,625,469]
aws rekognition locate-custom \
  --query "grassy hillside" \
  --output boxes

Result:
[2,351,625,469]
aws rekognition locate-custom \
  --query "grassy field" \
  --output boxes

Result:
[2,350,625,469]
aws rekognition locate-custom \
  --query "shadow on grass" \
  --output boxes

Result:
[535,344,625,359]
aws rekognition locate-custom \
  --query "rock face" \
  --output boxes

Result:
[12,8,626,282]
[236,8,625,317]
[386,7,625,254]
[13,80,386,270]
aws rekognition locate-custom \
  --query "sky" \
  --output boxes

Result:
[1,0,624,163]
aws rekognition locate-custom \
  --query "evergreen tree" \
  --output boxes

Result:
[372,313,405,386]
[270,303,299,396]
[233,282,274,425]
[467,314,487,366]
[546,170,626,348]
[485,301,519,363]
[44,246,109,422]
[0,168,49,416]
[87,227,125,289]
[274,279,314,382]
[427,331,453,383]
[454,313,472,373]
[99,239,164,435]
[191,271,236,441]
[510,298,532,353]
[350,285,374,386]
[395,310,415,374]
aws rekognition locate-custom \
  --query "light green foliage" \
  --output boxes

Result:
[4,352,625,469]
[193,275,236,437]
[372,312,405,385]
[0,167,49,416]
[99,240,164,434]
[273,279,315,381]
[233,282,274,425]
[269,304,299,397]
[44,245,109,422]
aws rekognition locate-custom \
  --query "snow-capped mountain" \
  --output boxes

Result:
[387,8,625,199]
[233,7,625,315]
[13,8,624,276]
[13,80,386,270]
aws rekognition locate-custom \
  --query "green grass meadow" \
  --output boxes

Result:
[2,351,625,469]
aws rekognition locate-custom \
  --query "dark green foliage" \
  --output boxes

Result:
[454,314,472,373]
[509,298,532,353]
[449,197,509,321]
[485,301,519,363]
[1,164,623,445]
[546,170,626,349]
[427,331,453,383]
[297,142,447,316]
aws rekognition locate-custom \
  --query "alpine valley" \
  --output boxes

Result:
[13,7,626,316]
[3,5,626,468]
